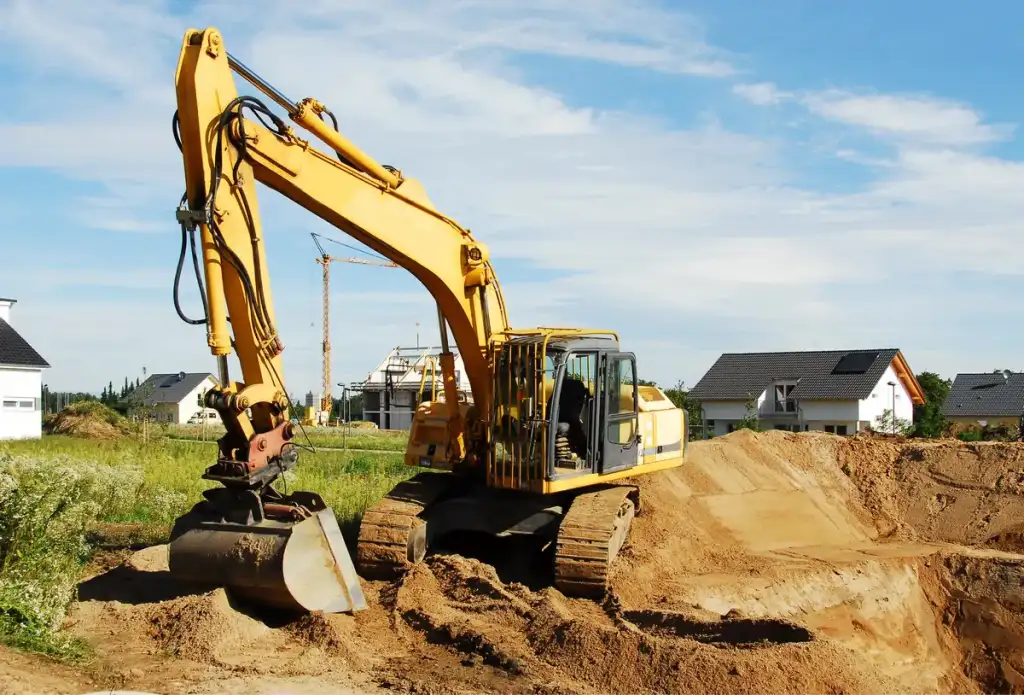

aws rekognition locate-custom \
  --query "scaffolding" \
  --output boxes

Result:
[357,345,472,430]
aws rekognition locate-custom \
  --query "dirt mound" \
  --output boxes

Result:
[840,438,1024,548]
[612,429,885,606]
[29,429,1024,694]
[387,554,899,694]
[44,401,130,439]
[147,589,270,661]
[922,550,1024,694]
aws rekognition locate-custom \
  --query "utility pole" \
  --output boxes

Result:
[887,380,897,434]
[313,233,398,425]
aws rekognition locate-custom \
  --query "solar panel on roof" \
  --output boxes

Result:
[831,351,879,375]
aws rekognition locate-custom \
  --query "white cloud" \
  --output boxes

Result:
[0,0,1022,394]
[802,89,1014,146]
[732,82,789,106]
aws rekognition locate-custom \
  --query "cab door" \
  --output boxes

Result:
[600,352,640,474]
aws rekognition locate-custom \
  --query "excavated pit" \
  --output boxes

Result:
[11,430,1024,694]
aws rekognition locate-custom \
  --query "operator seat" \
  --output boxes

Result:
[551,376,589,459]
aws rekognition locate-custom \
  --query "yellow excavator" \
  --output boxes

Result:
[166,27,689,614]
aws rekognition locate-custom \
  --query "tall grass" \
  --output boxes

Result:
[0,451,140,660]
[0,434,415,660]
[1,436,413,531]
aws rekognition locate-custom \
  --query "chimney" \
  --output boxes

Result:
[0,297,15,325]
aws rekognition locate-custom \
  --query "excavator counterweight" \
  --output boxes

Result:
[166,27,688,613]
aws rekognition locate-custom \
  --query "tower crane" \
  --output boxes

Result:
[311,232,397,424]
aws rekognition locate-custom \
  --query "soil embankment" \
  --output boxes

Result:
[10,430,1024,694]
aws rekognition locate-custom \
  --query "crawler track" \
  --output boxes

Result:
[553,485,639,597]
[356,471,455,579]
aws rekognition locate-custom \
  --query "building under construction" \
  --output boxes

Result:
[357,345,472,430]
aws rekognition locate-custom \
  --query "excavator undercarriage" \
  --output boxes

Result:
[356,472,640,597]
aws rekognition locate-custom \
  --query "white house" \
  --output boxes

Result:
[688,349,924,437]
[124,372,221,424]
[356,345,472,430]
[0,298,50,440]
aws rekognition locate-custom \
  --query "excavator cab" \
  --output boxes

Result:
[357,331,677,595]
[488,332,642,491]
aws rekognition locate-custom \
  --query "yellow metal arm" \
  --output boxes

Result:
[173,27,509,478]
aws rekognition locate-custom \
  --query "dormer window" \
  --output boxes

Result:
[775,383,797,412]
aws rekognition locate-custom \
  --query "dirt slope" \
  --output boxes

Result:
[12,430,1024,694]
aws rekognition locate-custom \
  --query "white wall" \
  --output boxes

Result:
[859,364,913,426]
[800,400,860,423]
[0,300,11,324]
[175,377,219,424]
[701,400,753,436]
[0,367,43,439]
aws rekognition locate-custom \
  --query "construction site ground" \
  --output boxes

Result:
[7,429,1024,695]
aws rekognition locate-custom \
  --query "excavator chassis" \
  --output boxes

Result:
[356,471,639,596]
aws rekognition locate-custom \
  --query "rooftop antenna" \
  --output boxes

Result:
[1003,369,1013,381]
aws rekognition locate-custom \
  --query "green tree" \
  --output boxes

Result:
[331,393,365,421]
[874,407,912,436]
[735,395,761,432]
[912,371,951,438]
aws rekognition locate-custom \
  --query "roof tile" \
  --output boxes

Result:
[941,372,1024,418]
[688,349,900,401]
[126,372,214,406]
[0,318,49,368]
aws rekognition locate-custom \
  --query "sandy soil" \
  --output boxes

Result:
[8,430,1024,694]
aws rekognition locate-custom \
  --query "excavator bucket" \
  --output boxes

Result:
[167,508,367,614]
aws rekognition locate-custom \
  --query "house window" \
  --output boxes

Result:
[2,399,36,411]
[825,425,835,434]
[774,384,796,413]
[727,423,735,433]
[836,425,848,436]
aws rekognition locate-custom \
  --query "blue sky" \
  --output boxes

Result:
[1,0,1023,396]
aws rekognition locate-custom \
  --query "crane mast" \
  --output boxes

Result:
[312,232,398,423]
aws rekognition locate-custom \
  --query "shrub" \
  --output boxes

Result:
[955,423,1020,442]
[0,453,142,654]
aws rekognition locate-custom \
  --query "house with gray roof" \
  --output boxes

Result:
[123,371,220,424]
[941,371,1024,431]
[0,297,49,440]
[688,348,924,437]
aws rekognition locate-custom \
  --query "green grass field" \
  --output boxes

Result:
[1,434,413,538]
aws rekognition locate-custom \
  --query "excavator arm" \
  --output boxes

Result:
[174,27,509,471]
[167,26,510,614]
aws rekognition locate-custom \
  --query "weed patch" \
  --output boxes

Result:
[0,452,140,658]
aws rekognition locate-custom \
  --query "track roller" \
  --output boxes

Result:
[553,485,639,597]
